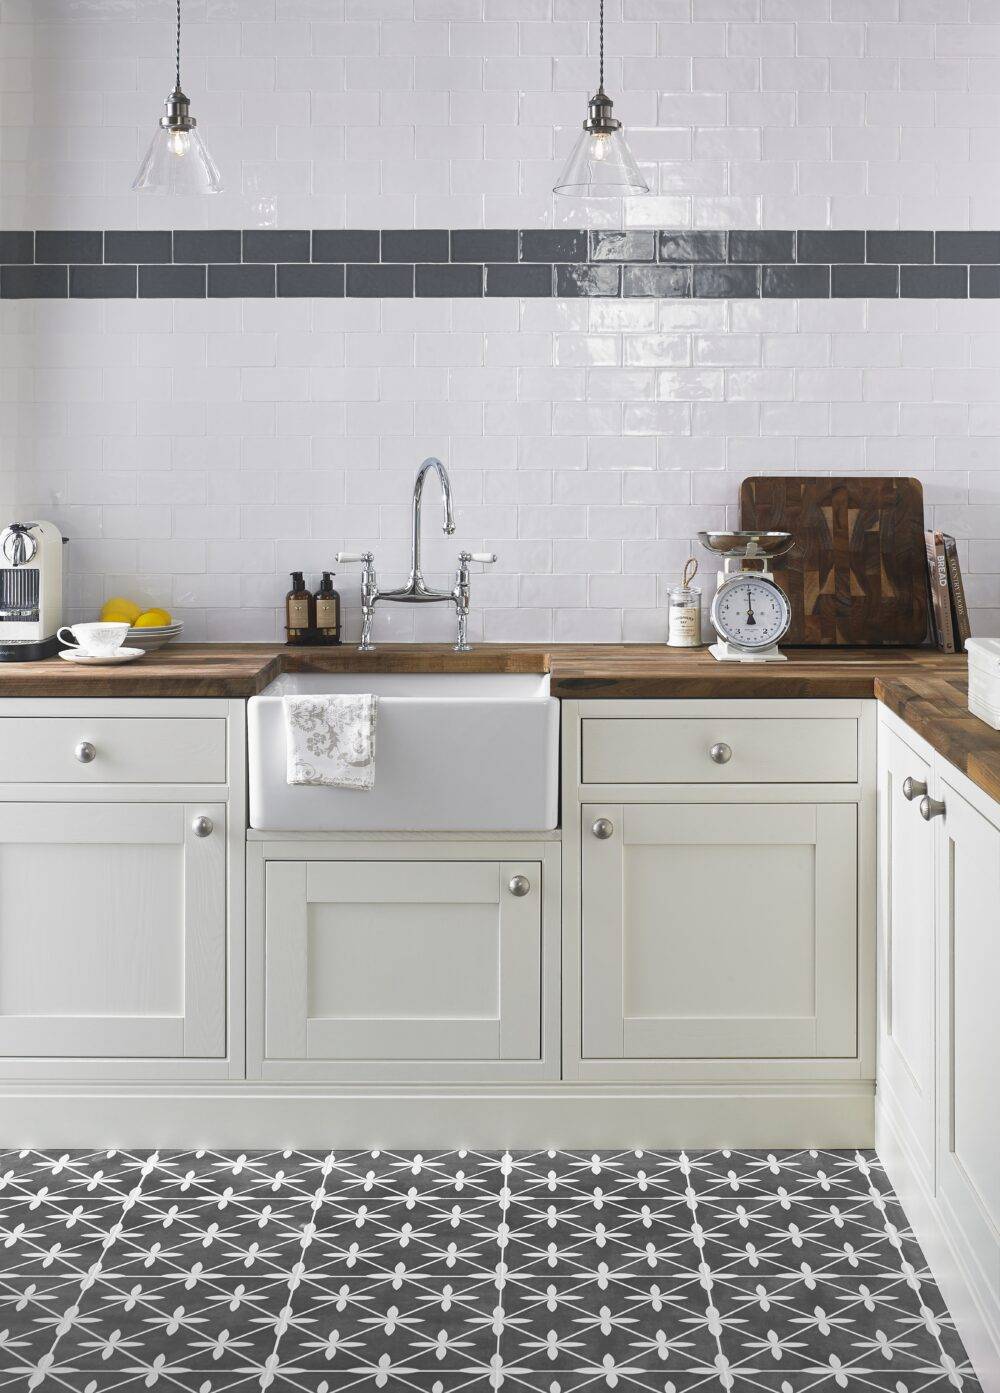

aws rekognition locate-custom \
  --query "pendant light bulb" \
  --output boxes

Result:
[553,0,648,197]
[133,0,222,195]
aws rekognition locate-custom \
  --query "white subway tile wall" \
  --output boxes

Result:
[2,1,1000,639]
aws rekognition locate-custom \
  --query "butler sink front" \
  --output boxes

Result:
[248,671,559,831]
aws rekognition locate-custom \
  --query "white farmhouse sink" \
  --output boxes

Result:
[248,671,559,831]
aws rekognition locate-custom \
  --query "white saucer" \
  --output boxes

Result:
[58,646,145,665]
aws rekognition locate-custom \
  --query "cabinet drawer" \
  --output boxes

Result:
[0,717,227,784]
[581,717,857,784]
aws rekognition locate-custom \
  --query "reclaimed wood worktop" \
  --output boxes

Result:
[1,640,993,801]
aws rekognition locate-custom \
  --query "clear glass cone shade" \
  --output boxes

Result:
[132,123,223,195]
[553,126,648,196]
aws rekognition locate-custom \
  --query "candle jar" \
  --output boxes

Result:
[667,584,702,647]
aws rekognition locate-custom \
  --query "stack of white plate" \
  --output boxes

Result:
[126,620,184,653]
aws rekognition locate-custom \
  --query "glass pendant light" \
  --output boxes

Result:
[553,0,648,197]
[132,0,222,195]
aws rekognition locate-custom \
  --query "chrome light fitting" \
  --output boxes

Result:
[132,0,222,195]
[553,0,648,197]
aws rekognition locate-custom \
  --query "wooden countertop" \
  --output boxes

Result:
[3,639,994,801]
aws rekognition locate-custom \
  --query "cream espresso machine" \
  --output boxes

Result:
[0,521,65,661]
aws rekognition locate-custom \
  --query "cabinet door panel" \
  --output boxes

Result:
[0,802,225,1058]
[264,859,541,1064]
[583,802,857,1060]
[878,727,936,1185]
[938,783,1000,1305]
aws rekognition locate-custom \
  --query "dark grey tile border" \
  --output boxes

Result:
[1,264,67,298]
[452,229,518,262]
[104,230,172,264]
[277,263,344,297]
[174,229,241,263]
[798,229,864,263]
[2,228,998,299]
[382,229,448,263]
[867,230,932,264]
[138,263,205,298]
[313,229,378,263]
[729,230,794,263]
[417,262,483,296]
[901,263,968,297]
[660,231,727,263]
[69,264,137,298]
[209,263,276,297]
[487,262,551,296]
[35,230,101,264]
[243,229,309,263]
[832,263,899,297]
[519,229,586,262]
[0,231,33,264]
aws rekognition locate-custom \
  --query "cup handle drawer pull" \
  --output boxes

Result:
[592,818,614,840]
[902,776,927,801]
[709,742,732,765]
[919,796,946,822]
[192,815,214,838]
[74,740,96,764]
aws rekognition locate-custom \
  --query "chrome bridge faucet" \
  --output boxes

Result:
[337,457,496,652]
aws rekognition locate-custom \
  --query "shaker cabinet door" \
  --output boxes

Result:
[0,802,226,1058]
[936,781,1000,1317]
[263,859,541,1064]
[582,802,857,1061]
[878,727,937,1187]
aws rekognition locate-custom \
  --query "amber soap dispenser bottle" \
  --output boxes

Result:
[314,571,341,644]
[285,571,314,645]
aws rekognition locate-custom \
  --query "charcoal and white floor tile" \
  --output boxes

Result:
[0,1148,979,1391]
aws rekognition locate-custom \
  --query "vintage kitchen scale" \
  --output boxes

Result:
[697,530,794,663]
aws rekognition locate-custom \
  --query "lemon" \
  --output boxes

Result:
[133,607,173,628]
[101,596,142,623]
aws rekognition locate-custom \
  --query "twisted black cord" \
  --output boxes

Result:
[176,0,181,90]
[598,0,604,93]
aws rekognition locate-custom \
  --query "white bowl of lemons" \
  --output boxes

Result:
[100,598,183,653]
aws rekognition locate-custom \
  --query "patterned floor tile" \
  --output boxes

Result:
[0,1149,980,1393]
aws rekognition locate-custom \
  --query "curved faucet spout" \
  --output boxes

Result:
[410,456,455,586]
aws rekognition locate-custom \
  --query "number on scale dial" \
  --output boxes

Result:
[713,576,790,650]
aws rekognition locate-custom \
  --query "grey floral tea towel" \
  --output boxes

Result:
[283,692,378,790]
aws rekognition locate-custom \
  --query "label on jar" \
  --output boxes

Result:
[668,604,701,647]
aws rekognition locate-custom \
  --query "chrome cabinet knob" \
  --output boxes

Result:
[192,815,214,838]
[709,742,732,765]
[902,776,927,802]
[74,740,96,764]
[592,818,614,840]
[508,875,530,897]
[919,796,946,822]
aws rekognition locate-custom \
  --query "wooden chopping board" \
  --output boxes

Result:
[739,476,928,646]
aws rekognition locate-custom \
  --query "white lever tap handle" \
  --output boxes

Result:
[336,552,373,564]
[460,551,497,565]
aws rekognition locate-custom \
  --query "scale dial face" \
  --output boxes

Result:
[711,574,791,651]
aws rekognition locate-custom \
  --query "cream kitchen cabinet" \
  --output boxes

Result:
[877,705,1000,1389]
[0,801,225,1058]
[0,697,244,1082]
[248,838,560,1084]
[582,801,858,1060]
[877,720,937,1188]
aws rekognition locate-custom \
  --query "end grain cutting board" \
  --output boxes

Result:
[739,476,928,647]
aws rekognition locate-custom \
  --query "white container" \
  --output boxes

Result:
[966,637,1000,730]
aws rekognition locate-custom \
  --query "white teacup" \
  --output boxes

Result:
[57,622,130,657]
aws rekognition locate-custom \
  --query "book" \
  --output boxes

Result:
[925,529,955,653]
[941,532,971,648]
